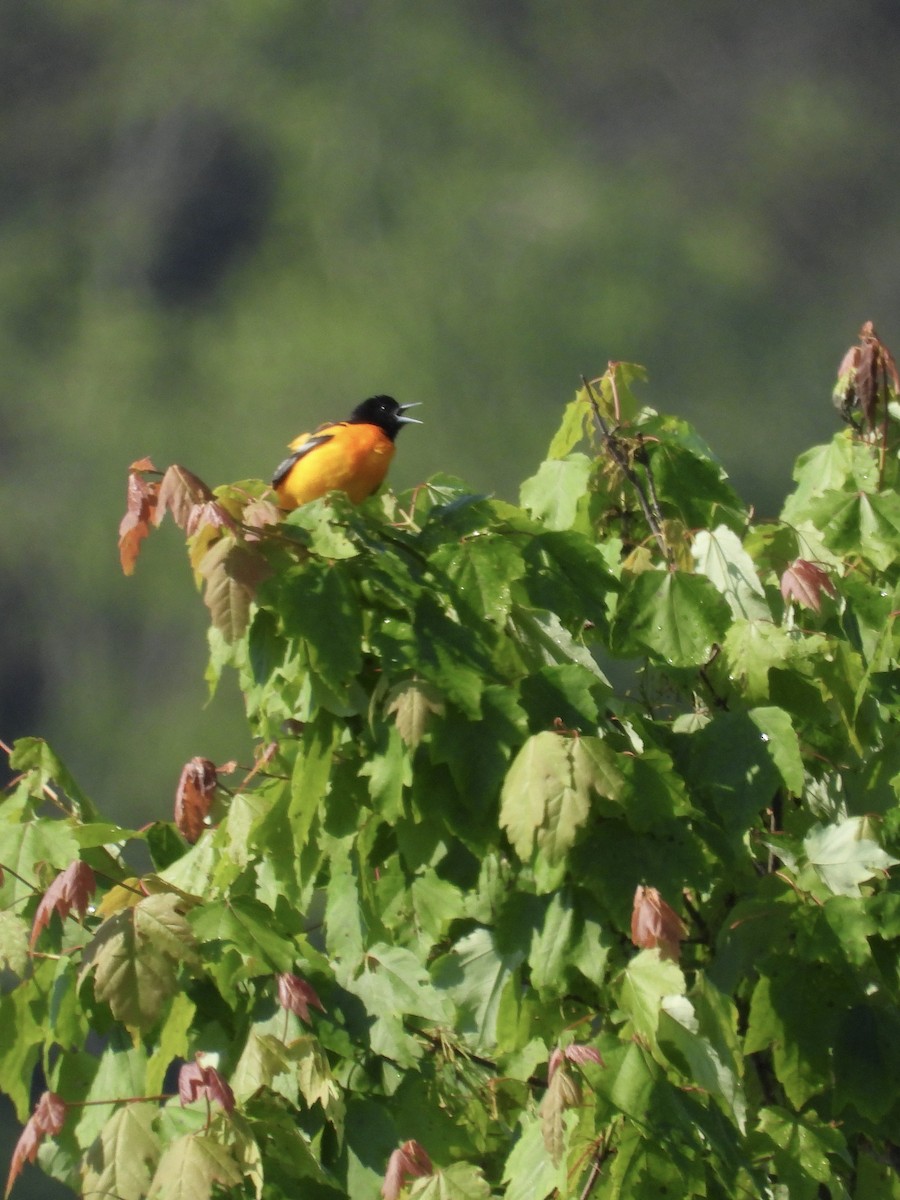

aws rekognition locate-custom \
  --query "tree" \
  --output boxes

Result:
[2,332,899,1198]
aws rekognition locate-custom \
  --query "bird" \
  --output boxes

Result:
[272,395,421,510]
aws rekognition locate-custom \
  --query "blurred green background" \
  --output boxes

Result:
[4,0,900,827]
[3,2,900,1193]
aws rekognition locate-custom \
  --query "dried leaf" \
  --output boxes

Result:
[539,1064,581,1165]
[5,1092,66,1198]
[277,972,326,1024]
[631,885,688,962]
[118,462,160,575]
[178,1056,235,1114]
[155,465,216,529]
[833,321,899,429]
[780,559,837,613]
[175,757,218,844]
[30,860,97,947]
[382,1140,433,1200]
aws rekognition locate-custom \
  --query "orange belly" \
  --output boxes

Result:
[275,423,396,509]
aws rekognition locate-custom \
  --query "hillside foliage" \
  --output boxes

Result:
[2,333,900,1198]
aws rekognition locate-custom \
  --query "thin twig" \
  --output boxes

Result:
[581,376,670,563]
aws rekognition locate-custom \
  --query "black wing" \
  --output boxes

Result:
[271,432,334,489]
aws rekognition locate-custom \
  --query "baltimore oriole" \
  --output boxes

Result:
[272,394,421,510]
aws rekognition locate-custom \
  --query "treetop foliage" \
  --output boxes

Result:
[2,325,900,1198]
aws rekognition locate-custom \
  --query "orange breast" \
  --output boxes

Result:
[275,423,396,509]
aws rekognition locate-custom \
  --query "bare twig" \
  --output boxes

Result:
[581,376,670,563]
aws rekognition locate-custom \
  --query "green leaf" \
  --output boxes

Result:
[147,1132,243,1200]
[409,1162,492,1199]
[433,534,526,624]
[0,909,29,976]
[8,737,99,821]
[833,1003,900,1121]
[189,896,297,972]
[433,926,525,1050]
[546,392,594,459]
[0,818,79,904]
[83,893,199,1033]
[692,525,769,620]
[745,962,848,1107]
[500,731,601,866]
[618,949,685,1042]
[520,454,592,530]
[658,994,746,1129]
[721,619,804,702]
[753,1106,849,1199]
[82,1102,160,1200]
[502,1114,566,1200]
[610,569,731,666]
[281,560,363,695]
[808,487,900,570]
[803,816,899,897]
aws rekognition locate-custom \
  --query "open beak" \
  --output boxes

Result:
[398,402,423,425]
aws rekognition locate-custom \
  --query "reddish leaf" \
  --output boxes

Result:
[834,321,899,429]
[242,497,282,536]
[178,1057,235,1114]
[155,465,216,530]
[382,1140,433,1200]
[174,757,218,844]
[30,860,97,947]
[185,500,238,539]
[5,1093,66,1198]
[631,885,688,962]
[780,558,838,614]
[118,462,161,575]
[277,972,326,1024]
[564,1044,606,1070]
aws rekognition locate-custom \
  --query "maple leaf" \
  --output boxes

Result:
[385,679,445,749]
[277,972,326,1024]
[780,558,838,613]
[5,1092,66,1198]
[118,459,160,575]
[155,464,216,529]
[178,1056,235,1114]
[184,500,238,539]
[630,885,688,962]
[382,1140,433,1200]
[198,537,270,642]
[174,757,218,844]
[563,1043,605,1070]
[30,859,97,947]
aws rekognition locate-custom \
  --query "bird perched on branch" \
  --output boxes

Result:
[272,394,421,509]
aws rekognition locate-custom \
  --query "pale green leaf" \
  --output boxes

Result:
[433,926,525,1049]
[804,816,899,897]
[692,525,770,620]
[0,909,29,976]
[618,949,685,1042]
[148,1133,243,1200]
[520,454,592,530]
[409,1162,492,1199]
[82,1102,160,1200]
[83,893,199,1032]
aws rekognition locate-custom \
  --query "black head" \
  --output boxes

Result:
[348,395,422,441]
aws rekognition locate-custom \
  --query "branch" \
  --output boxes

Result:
[581,376,670,563]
